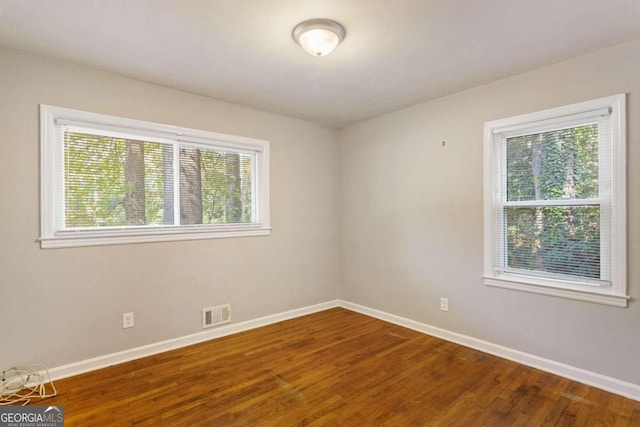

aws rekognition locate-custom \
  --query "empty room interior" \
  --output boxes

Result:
[1,0,640,425]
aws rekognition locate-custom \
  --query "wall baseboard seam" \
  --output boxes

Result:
[337,300,640,402]
[47,299,640,402]
[48,300,339,381]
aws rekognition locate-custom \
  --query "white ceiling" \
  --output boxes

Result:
[0,0,639,128]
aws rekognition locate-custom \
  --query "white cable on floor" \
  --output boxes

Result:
[0,365,57,406]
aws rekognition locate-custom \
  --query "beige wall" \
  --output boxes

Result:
[0,47,340,368]
[338,38,640,385]
[2,37,638,388]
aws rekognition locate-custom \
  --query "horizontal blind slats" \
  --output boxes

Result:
[56,119,264,153]
[494,117,612,285]
[56,127,259,230]
[494,107,610,136]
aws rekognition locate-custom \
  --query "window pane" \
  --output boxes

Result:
[505,206,600,279]
[179,147,254,225]
[64,131,173,227]
[506,124,599,201]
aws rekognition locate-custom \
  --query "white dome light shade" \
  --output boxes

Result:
[298,29,339,56]
[293,19,346,57]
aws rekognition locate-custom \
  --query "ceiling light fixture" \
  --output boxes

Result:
[292,19,346,57]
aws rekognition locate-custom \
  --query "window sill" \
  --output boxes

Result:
[40,225,271,249]
[483,275,629,308]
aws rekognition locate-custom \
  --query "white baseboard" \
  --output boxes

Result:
[337,299,640,402]
[49,300,339,381]
[48,298,640,402]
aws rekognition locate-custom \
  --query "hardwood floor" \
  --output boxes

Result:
[30,308,640,426]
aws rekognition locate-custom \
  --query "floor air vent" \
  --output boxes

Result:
[202,304,231,328]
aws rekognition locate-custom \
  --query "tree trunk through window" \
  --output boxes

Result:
[180,147,203,224]
[123,140,146,225]
[531,134,544,270]
[562,136,576,237]
[225,153,242,223]
[163,145,174,225]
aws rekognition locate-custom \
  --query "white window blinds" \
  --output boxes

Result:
[483,95,627,307]
[41,105,270,248]
[493,110,611,286]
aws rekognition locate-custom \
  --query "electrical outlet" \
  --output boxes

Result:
[440,298,449,312]
[122,312,134,328]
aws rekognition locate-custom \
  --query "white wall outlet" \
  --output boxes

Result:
[440,298,449,312]
[122,312,134,328]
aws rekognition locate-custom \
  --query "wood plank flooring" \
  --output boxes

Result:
[29,308,640,426]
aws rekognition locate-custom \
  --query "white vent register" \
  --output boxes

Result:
[202,304,231,328]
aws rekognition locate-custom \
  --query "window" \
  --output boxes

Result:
[40,105,270,248]
[483,95,627,307]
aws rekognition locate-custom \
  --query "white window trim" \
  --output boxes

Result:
[483,94,628,307]
[40,105,271,249]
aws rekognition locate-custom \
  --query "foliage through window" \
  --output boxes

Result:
[505,125,600,279]
[41,106,270,248]
[483,95,627,307]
